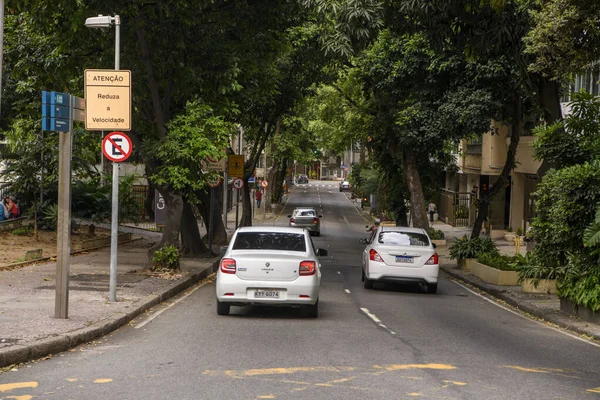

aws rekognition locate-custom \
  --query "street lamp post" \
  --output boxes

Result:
[85,14,120,302]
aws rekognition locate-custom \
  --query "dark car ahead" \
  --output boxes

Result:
[298,175,309,184]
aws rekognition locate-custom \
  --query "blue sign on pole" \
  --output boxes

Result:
[42,118,69,132]
[41,91,72,132]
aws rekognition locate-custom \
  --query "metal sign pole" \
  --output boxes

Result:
[55,100,73,319]
[208,187,214,252]
[108,17,121,303]
[222,171,228,228]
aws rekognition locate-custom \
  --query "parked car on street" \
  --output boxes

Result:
[339,181,351,192]
[360,226,439,293]
[216,227,327,317]
[298,175,309,184]
[288,208,322,236]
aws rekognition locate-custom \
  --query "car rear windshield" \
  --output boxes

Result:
[378,231,430,246]
[233,232,307,252]
[295,210,315,217]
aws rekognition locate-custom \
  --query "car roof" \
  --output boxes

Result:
[235,226,307,234]
[378,226,427,235]
[293,207,316,211]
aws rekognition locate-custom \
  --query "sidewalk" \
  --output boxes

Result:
[0,195,289,369]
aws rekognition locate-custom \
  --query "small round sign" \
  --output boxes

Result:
[206,173,222,188]
[102,132,132,163]
[232,178,244,190]
[261,180,268,188]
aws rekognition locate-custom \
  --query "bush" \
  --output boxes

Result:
[427,228,445,240]
[529,161,600,310]
[454,205,469,219]
[449,236,498,260]
[512,252,569,286]
[152,245,181,271]
[476,252,517,271]
[12,226,32,236]
[43,204,59,230]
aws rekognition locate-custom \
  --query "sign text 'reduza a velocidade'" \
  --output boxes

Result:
[97,94,120,99]
[92,117,125,123]
[92,75,126,83]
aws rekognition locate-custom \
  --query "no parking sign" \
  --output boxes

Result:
[102,132,132,162]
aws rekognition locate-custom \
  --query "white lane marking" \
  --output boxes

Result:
[450,280,600,348]
[135,278,213,329]
[360,307,396,335]
[344,289,351,294]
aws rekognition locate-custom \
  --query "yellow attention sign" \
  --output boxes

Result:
[228,155,245,178]
[84,69,132,131]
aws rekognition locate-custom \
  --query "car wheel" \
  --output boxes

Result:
[426,283,438,294]
[307,299,319,318]
[315,231,320,237]
[216,299,230,315]
[363,275,373,289]
[361,269,365,282]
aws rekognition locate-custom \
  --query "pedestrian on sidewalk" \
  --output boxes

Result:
[256,189,263,208]
[428,201,436,223]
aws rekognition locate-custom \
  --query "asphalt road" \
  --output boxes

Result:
[2,181,600,399]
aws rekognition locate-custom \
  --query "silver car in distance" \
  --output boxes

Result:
[216,226,328,317]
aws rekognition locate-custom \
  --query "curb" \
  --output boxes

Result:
[0,257,220,368]
[440,265,600,342]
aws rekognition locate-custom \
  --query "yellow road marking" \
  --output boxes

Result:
[66,378,78,382]
[443,380,467,386]
[587,387,600,393]
[505,366,566,373]
[203,366,356,377]
[407,393,422,397]
[256,396,276,399]
[382,364,456,371]
[93,378,113,384]
[0,382,38,393]
[6,396,33,400]
[315,377,356,387]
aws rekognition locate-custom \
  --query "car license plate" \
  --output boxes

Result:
[396,256,413,263]
[254,290,280,298]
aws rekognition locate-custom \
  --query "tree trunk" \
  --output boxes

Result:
[536,77,562,177]
[180,200,211,257]
[148,185,184,261]
[265,161,280,212]
[471,96,523,238]
[196,188,228,245]
[403,152,428,229]
[274,157,288,204]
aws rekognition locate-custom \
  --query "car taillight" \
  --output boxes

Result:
[313,218,318,225]
[290,218,295,223]
[299,261,316,276]
[220,258,237,274]
[426,253,439,265]
[369,249,383,262]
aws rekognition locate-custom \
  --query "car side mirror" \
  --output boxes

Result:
[316,248,328,257]
[287,215,292,218]
[365,225,369,229]
[432,243,437,249]
[359,238,368,244]
[319,215,323,219]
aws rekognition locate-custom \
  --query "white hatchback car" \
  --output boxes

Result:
[361,227,439,293]
[216,226,328,317]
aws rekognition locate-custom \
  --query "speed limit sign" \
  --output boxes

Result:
[232,178,244,190]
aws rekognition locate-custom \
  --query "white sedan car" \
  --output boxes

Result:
[361,227,439,293]
[216,226,327,317]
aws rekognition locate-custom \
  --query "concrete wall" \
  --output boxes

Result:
[482,124,508,175]
[513,136,541,174]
